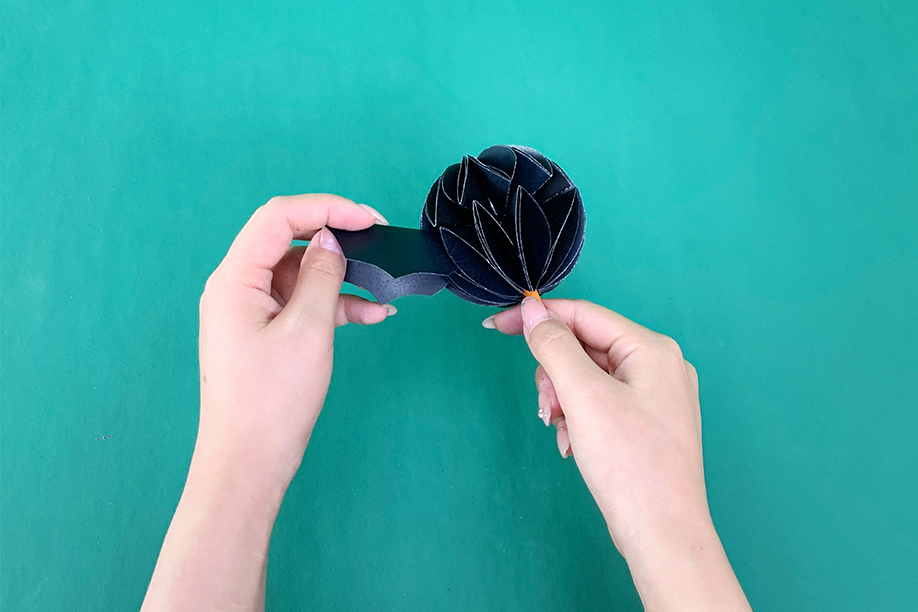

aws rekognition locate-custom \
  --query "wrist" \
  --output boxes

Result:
[194,404,312,493]
[186,436,292,518]
[610,507,717,564]
[620,520,749,611]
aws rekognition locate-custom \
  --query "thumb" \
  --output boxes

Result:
[280,227,346,328]
[521,297,605,398]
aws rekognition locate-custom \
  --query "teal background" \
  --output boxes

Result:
[2,0,917,609]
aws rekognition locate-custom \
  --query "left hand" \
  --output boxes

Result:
[196,193,394,489]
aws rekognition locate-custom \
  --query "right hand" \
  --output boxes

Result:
[489,297,708,550]
[489,298,751,610]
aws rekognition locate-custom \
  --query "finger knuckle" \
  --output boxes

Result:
[656,334,684,359]
[199,271,223,313]
[202,269,222,297]
[685,357,699,377]
[202,277,214,297]
[249,204,269,222]
[533,321,572,352]
[304,253,343,281]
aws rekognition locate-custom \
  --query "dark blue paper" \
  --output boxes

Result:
[333,145,586,306]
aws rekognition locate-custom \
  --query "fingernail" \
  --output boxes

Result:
[316,228,343,255]
[521,297,550,332]
[481,315,496,329]
[358,203,389,226]
[536,376,550,393]
[385,304,397,316]
[557,425,571,459]
[537,393,551,426]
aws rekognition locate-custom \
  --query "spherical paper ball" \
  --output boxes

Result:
[420,145,586,306]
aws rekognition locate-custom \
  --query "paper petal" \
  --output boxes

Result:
[541,192,585,284]
[534,162,573,201]
[440,162,461,203]
[458,157,492,214]
[473,201,527,291]
[539,186,577,238]
[477,145,517,177]
[508,186,552,290]
[421,179,438,230]
[512,145,552,172]
[510,147,553,196]
[447,272,518,307]
[557,196,585,270]
[440,226,520,298]
[435,179,473,227]
[468,155,512,217]
[541,229,584,294]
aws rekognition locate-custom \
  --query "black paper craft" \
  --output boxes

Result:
[331,145,585,307]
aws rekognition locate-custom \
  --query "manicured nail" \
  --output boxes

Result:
[385,304,397,316]
[556,423,571,459]
[521,296,550,332]
[481,315,496,329]
[537,393,551,426]
[316,228,343,255]
[313,227,344,256]
[358,203,389,225]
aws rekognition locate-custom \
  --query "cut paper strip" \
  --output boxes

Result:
[330,226,453,304]
[332,145,586,306]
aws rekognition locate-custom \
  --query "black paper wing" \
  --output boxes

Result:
[332,225,454,305]
[420,145,586,307]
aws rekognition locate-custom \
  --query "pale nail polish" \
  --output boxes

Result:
[537,392,551,426]
[385,304,397,316]
[481,315,496,329]
[358,203,390,225]
[557,426,571,459]
[521,297,550,332]
[316,228,343,255]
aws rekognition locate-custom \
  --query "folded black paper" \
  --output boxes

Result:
[332,145,586,306]
[330,225,454,305]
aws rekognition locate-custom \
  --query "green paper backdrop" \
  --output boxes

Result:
[2,1,916,609]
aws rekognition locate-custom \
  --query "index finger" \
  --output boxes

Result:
[223,194,377,273]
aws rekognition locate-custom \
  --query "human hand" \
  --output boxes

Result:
[487,298,750,610]
[142,194,395,612]
[197,194,394,489]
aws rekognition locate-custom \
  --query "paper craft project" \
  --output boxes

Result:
[331,145,585,306]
